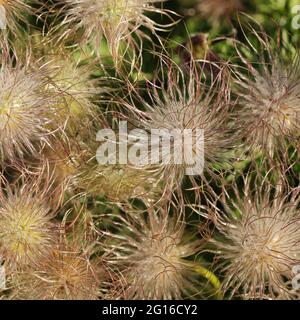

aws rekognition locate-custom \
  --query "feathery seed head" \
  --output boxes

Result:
[0,178,57,269]
[13,246,103,300]
[213,180,300,299]
[126,66,236,193]
[0,58,62,163]
[235,35,300,156]
[103,207,200,299]
[45,57,98,137]
[56,0,175,64]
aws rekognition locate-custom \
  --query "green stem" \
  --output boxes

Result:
[194,265,223,300]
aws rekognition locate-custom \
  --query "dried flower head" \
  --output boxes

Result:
[197,0,242,21]
[13,245,103,300]
[0,57,62,163]
[103,206,200,299]
[235,34,300,157]
[54,0,176,64]
[0,176,57,270]
[213,179,300,299]
[124,65,236,194]
[45,57,98,137]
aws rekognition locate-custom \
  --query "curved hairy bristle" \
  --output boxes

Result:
[212,179,300,299]
[102,206,200,299]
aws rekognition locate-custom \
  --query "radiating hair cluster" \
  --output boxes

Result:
[0,61,48,162]
[54,0,175,65]
[103,206,200,299]
[0,175,58,271]
[234,35,300,157]
[213,180,300,299]
[13,245,102,300]
[125,66,237,194]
